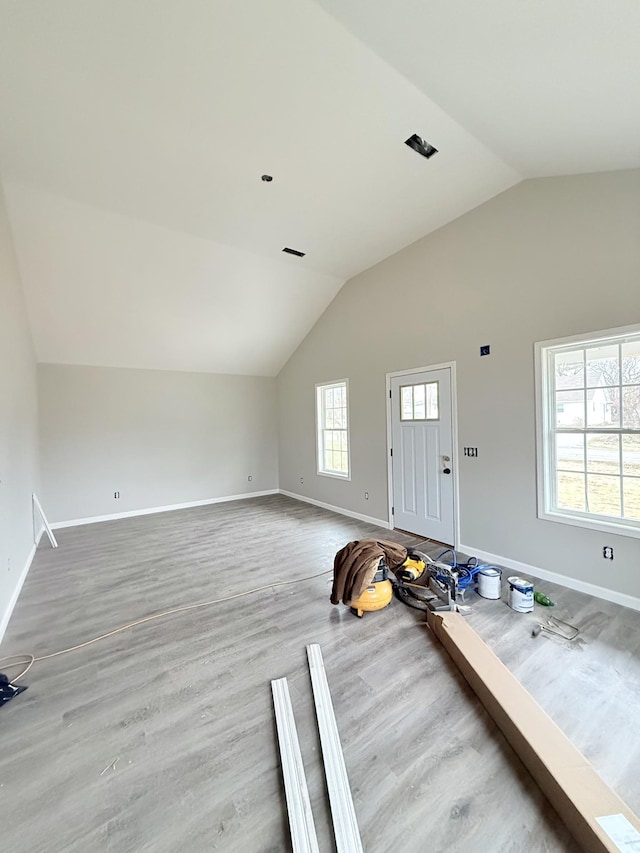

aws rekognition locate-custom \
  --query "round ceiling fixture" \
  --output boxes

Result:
[261,174,273,182]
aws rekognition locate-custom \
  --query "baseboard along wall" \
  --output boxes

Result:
[278,489,390,529]
[50,490,280,529]
[458,543,640,614]
[0,526,44,645]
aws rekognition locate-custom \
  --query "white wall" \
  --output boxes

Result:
[39,365,278,524]
[277,170,640,600]
[0,181,40,639]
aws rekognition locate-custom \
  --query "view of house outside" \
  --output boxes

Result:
[554,339,640,521]
[318,381,349,476]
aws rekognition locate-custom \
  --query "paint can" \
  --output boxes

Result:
[507,576,534,613]
[477,568,502,599]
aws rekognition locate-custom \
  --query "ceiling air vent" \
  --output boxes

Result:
[405,133,438,160]
[282,247,306,257]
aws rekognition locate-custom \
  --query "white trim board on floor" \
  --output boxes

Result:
[50,490,280,530]
[459,543,640,613]
[279,490,390,530]
[0,527,45,645]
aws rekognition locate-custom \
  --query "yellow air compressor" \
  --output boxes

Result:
[350,559,393,617]
[350,553,426,617]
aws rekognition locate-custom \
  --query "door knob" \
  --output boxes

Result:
[443,467,451,474]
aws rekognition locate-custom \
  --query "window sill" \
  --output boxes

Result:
[538,508,640,540]
[317,470,351,482]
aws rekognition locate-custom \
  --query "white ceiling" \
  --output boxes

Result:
[1,0,637,375]
[314,0,640,177]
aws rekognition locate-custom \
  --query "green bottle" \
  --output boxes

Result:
[534,590,554,607]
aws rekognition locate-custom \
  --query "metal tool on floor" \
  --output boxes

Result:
[531,615,579,641]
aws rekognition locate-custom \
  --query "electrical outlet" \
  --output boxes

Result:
[463,447,478,457]
[300,477,304,485]
[364,492,369,500]
[114,491,120,499]
[603,546,614,560]
[480,345,491,356]
[247,475,252,482]
[7,557,11,572]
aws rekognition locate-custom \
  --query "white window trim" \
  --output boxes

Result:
[535,322,640,540]
[315,379,351,481]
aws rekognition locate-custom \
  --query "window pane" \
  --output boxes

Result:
[622,434,640,477]
[622,341,640,385]
[623,478,640,520]
[555,350,584,390]
[413,384,426,419]
[555,390,584,427]
[622,385,640,429]
[426,382,439,419]
[557,472,585,511]
[317,381,348,477]
[587,387,619,428]
[543,332,640,532]
[587,474,621,517]
[556,433,584,472]
[586,434,619,475]
[586,344,619,387]
[401,386,413,420]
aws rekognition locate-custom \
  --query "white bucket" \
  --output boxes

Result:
[507,576,534,613]
[477,568,502,599]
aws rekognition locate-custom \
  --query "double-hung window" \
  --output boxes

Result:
[316,380,350,479]
[536,325,640,537]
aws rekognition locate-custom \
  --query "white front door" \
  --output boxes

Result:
[390,367,455,544]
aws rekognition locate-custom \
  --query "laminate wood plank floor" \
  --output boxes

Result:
[1,495,638,852]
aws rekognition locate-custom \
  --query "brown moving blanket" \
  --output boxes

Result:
[331,539,408,606]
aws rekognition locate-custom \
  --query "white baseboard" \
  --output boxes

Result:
[279,489,390,529]
[50,489,280,530]
[0,526,45,645]
[458,543,640,613]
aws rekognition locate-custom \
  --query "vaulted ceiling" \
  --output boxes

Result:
[1,0,638,375]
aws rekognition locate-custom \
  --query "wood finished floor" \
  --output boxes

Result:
[1,494,639,852]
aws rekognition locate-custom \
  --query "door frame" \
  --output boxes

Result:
[385,361,460,548]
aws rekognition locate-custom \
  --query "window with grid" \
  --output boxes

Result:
[316,380,350,479]
[536,326,640,537]
[400,382,439,421]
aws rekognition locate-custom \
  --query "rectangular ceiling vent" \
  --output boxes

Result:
[282,247,306,257]
[405,133,438,160]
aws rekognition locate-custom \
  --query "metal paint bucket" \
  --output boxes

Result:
[477,568,502,599]
[507,576,534,613]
